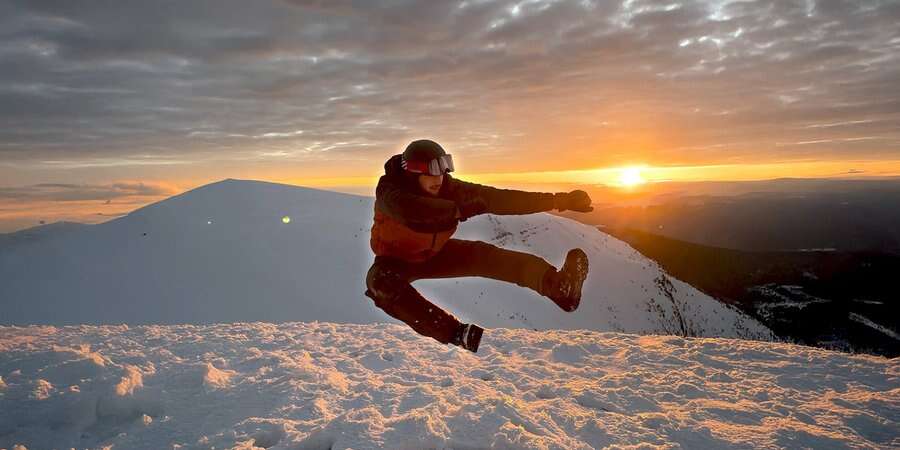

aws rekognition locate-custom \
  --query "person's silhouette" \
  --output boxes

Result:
[365,139,592,352]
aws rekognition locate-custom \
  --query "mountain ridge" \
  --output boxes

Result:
[0,179,772,341]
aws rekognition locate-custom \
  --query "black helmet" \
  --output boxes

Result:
[401,139,454,176]
[403,139,446,162]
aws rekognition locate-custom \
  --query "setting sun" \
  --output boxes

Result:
[618,167,646,187]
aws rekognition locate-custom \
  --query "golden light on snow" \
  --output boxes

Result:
[282,216,291,224]
[618,167,646,187]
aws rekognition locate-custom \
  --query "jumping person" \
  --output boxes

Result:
[364,139,593,353]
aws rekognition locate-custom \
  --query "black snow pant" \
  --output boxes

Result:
[364,238,555,345]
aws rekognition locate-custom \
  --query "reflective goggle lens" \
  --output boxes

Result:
[403,154,454,175]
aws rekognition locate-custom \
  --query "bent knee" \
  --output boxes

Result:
[366,263,408,301]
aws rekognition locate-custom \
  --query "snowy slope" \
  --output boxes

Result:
[0,323,896,449]
[0,221,87,251]
[0,179,771,339]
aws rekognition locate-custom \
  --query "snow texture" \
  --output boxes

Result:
[0,179,771,340]
[0,323,896,449]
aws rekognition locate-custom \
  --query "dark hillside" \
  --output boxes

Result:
[605,227,900,357]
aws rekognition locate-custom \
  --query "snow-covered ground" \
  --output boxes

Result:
[0,179,770,340]
[0,323,896,449]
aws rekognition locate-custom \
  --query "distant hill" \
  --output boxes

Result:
[0,221,87,250]
[0,179,771,340]
[556,179,900,254]
[604,227,900,356]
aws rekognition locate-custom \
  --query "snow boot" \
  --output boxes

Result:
[453,323,483,353]
[542,248,589,312]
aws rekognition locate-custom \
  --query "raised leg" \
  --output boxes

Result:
[403,239,555,295]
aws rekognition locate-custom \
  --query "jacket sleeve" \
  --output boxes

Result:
[449,177,555,216]
[375,176,459,233]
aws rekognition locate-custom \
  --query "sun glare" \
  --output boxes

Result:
[618,167,646,187]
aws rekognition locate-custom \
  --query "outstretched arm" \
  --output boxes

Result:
[449,177,556,216]
[450,177,594,218]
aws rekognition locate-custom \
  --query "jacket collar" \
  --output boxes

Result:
[384,154,404,176]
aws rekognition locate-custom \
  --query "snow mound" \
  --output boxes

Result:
[1,322,896,449]
[0,179,771,340]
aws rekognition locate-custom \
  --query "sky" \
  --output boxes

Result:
[2,0,900,231]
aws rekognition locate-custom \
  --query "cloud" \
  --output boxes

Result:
[0,181,178,202]
[0,0,898,169]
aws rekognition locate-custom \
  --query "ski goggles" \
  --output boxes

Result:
[402,154,454,176]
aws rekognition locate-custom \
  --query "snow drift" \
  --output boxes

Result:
[0,179,771,340]
[0,323,896,449]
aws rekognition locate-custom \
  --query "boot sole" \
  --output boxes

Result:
[563,248,589,312]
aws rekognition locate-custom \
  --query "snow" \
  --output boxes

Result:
[849,313,900,341]
[5,179,862,448]
[0,323,896,449]
[750,284,832,321]
[0,179,771,340]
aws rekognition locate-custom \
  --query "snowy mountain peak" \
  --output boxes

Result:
[124,178,364,221]
[1,179,772,341]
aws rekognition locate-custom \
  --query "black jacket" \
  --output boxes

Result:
[374,154,556,233]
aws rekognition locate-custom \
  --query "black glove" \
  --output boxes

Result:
[456,198,488,221]
[553,190,593,212]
